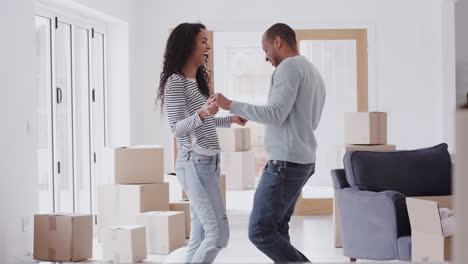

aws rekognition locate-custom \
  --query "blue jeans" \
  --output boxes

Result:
[248,162,315,263]
[176,151,229,264]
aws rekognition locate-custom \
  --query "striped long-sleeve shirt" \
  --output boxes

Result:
[164,73,231,157]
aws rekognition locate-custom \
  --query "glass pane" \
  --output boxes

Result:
[213,32,274,179]
[74,27,92,214]
[226,47,273,177]
[34,16,54,213]
[54,21,74,212]
[90,32,106,214]
[300,39,357,187]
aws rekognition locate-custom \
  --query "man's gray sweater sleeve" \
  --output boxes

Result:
[230,62,301,127]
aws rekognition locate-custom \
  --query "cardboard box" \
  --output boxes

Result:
[102,225,147,263]
[344,112,387,144]
[407,196,453,262]
[98,183,169,230]
[293,194,333,215]
[217,127,251,152]
[135,212,186,254]
[165,173,183,202]
[170,201,191,238]
[33,214,92,262]
[221,151,255,190]
[455,109,468,263]
[103,146,164,184]
[334,144,396,169]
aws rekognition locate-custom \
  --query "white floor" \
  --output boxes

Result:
[31,188,410,263]
[89,189,404,264]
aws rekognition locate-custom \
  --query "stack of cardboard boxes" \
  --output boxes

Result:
[98,146,169,232]
[333,112,396,248]
[217,127,255,190]
[97,146,186,259]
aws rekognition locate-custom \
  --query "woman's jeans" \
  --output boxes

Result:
[175,151,229,264]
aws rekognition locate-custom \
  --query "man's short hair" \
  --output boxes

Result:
[264,23,297,49]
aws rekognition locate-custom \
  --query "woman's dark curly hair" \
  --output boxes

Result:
[156,23,211,112]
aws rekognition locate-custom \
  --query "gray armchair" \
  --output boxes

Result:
[331,143,452,261]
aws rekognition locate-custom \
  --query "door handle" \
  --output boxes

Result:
[56,87,62,104]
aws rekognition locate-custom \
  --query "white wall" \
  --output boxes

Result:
[0,0,37,262]
[0,0,137,261]
[134,0,455,183]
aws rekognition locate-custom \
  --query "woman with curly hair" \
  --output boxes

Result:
[156,23,247,263]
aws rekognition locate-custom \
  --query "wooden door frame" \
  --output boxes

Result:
[295,29,368,112]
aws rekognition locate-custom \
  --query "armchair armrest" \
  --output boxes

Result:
[336,187,408,260]
[331,169,350,190]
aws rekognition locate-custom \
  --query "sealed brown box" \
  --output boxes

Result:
[103,146,164,184]
[344,112,387,144]
[221,151,255,190]
[293,194,333,215]
[135,211,186,254]
[170,201,191,238]
[98,183,169,230]
[33,214,92,262]
[102,225,147,263]
[334,144,396,169]
[217,127,251,152]
[407,196,453,262]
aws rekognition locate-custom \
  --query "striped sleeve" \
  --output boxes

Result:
[214,116,232,128]
[164,77,204,137]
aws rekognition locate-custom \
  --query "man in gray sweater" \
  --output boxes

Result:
[211,23,326,263]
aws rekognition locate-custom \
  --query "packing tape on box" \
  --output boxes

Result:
[48,215,56,231]
[48,248,56,261]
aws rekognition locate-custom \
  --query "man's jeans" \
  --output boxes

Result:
[248,162,315,263]
[176,151,229,264]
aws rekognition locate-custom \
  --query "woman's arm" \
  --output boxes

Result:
[165,78,205,137]
[214,116,232,128]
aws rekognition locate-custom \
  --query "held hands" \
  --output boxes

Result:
[209,93,232,110]
[206,92,248,125]
[197,100,219,120]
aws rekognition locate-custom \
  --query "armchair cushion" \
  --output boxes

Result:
[343,143,451,196]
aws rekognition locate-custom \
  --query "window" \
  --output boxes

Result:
[34,11,107,215]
